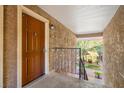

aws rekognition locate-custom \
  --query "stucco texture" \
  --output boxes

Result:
[4,5,17,88]
[103,6,124,88]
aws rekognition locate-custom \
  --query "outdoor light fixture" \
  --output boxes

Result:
[50,24,55,31]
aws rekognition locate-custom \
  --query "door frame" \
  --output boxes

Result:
[17,5,49,88]
[0,5,3,88]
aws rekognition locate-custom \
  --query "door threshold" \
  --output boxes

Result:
[23,74,47,88]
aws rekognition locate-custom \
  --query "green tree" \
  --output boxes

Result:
[77,40,103,63]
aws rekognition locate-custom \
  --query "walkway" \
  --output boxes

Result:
[24,72,108,88]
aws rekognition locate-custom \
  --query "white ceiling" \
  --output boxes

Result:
[39,5,119,34]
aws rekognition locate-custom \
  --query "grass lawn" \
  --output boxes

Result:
[85,63,101,70]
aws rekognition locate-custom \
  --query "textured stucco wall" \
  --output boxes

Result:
[4,5,17,88]
[3,5,77,87]
[103,6,124,88]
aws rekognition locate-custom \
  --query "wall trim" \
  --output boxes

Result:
[0,5,3,88]
[17,5,49,88]
[76,32,103,38]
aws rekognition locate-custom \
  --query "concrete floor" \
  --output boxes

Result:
[24,72,108,88]
[86,68,104,85]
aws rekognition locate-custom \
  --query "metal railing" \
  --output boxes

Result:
[50,47,88,80]
[80,58,88,80]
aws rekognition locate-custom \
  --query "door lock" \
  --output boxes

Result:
[34,32,37,36]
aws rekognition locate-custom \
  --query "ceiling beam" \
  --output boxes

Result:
[76,32,103,38]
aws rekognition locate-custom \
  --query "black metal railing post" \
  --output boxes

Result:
[80,57,88,80]
[79,48,82,80]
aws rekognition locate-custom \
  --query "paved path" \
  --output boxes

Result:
[24,72,108,88]
[86,68,104,85]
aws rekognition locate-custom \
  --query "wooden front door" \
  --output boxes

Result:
[22,13,45,86]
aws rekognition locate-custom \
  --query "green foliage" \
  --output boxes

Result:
[77,40,103,53]
[85,64,101,70]
[94,71,102,75]
[76,40,103,63]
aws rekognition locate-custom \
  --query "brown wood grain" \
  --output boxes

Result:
[22,13,45,86]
